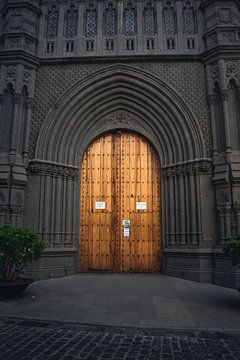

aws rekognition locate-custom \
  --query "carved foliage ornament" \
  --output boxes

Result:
[29,161,79,180]
[218,7,232,24]
[162,160,212,178]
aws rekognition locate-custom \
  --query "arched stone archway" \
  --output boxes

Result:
[26,64,214,280]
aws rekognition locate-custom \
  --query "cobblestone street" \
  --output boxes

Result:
[1,318,240,360]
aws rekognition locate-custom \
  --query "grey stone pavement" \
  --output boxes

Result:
[0,274,240,359]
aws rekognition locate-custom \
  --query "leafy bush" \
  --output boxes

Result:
[0,225,47,282]
[223,237,240,266]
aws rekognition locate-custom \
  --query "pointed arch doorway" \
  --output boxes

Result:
[79,131,161,273]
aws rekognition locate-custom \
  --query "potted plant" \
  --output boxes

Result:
[0,225,47,298]
[223,237,240,291]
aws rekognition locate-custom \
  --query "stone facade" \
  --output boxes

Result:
[0,0,240,287]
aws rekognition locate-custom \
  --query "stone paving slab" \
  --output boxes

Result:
[0,274,240,331]
[1,318,240,360]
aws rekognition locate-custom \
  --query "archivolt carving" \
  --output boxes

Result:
[35,64,206,167]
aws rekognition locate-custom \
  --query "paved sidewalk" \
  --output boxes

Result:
[0,274,240,331]
[1,318,240,360]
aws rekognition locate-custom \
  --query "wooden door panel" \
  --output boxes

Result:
[80,131,161,273]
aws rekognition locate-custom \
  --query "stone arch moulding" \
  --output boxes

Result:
[35,64,207,167]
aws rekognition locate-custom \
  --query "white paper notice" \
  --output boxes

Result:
[122,220,130,226]
[136,202,147,210]
[124,228,130,237]
[95,201,106,209]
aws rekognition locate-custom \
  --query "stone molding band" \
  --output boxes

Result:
[162,159,213,178]
[28,160,79,180]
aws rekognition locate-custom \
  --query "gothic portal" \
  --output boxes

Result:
[0,0,240,288]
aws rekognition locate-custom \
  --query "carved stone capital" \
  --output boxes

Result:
[234,202,240,215]
[207,94,216,105]
[10,205,23,215]
[13,93,21,105]
[218,204,231,216]
[221,89,229,101]
[28,160,79,180]
[25,98,34,109]
[162,160,213,178]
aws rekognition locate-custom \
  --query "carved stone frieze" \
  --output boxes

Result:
[28,161,79,180]
[162,160,213,178]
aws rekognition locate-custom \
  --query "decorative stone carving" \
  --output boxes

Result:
[217,204,231,215]
[23,69,31,84]
[66,4,78,38]
[0,205,8,215]
[163,0,176,37]
[221,89,229,101]
[218,7,232,24]
[107,111,136,127]
[225,61,238,78]
[4,66,16,83]
[46,5,59,39]
[162,160,213,178]
[207,94,216,105]
[104,2,116,37]
[124,2,136,36]
[211,64,219,79]
[234,202,240,215]
[85,2,97,37]
[10,205,24,215]
[144,2,156,36]
[25,98,34,109]
[7,8,23,31]
[13,93,21,105]
[183,1,195,35]
[28,161,79,180]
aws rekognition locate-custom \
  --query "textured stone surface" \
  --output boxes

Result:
[0,319,240,360]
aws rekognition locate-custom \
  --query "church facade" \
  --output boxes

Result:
[0,0,240,288]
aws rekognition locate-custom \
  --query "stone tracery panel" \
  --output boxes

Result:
[65,3,78,38]
[163,0,176,37]
[143,2,156,36]
[183,1,196,35]
[85,2,97,37]
[46,5,59,39]
[104,2,117,37]
[124,1,137,36]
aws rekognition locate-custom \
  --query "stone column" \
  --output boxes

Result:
[221,90,231,155]
[234,202,240,237]
[23,98,34,164]
[9,93,22,159]
[207,93,218,157]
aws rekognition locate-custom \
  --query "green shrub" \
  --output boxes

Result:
[223,237,240,267]
[0,225,47,282]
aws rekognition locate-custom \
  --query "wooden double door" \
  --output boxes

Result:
[79,131,161,273]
